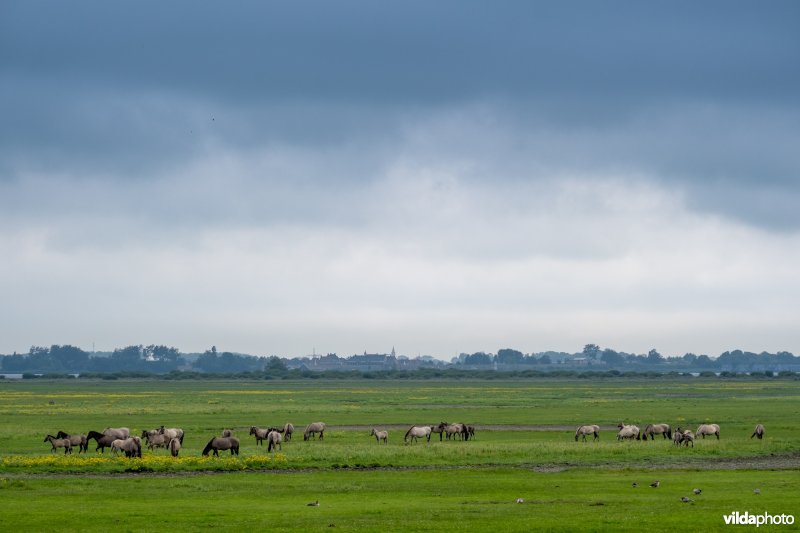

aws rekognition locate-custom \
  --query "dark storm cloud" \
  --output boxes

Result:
[1,0,799,230]
[4,1,797,104]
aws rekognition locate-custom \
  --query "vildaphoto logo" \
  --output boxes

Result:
[723,512,795,527]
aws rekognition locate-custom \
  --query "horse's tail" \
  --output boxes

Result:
[404,426,413,442]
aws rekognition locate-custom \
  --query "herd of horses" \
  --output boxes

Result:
[402,422,477,444]
[574,422,765,446]
[42,422,328,458]
[40,420,765,457]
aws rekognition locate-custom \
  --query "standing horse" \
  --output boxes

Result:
[56,431,88,453]
[87,430,118,453]
[404,425,432,444]
[751,424,765,440]
[643,423,672,440]
[370,428,388,444]
[283,422,294,441]
[616,423,640,441]
[443,423,465,441]
[44,435,72,454]
[696,424,720,440]
[431,422,446,442]
[250,426,270,446]
[169,437,182,457]
[103,427,130,439]
[158,426,185,444]
[267,430,282,452]
[111,437,142,458]
[303,422,326,441]
[465,425,476,440]
[145,433,169,451]
[202,436,240,456]
[575,425,600,442]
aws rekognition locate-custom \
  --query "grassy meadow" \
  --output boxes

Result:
[1,377,798,530]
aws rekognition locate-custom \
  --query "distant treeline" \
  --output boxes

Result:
[1,343,799,376]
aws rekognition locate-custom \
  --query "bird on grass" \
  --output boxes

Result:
[681,496,694,503]
[754,488,761,495]
[516,498,524,504]
[307,500,320,507]
[693,488,702,495]
[650,481,660,488]
[632,482,638,488]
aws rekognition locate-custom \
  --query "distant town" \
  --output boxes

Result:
[2,344,799,377]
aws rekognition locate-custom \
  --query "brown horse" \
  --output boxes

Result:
[642,423,672,440]
[169,437,182,457]
[44,434,72,454]
[283,423,294,441]
[267,430,282,452]
[56,431,88,453]
[202,436,240,456]
[87,430,117,453]
[303,422,326,441]
[250,426,270,446]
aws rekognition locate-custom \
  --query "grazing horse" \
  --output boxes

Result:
[575,425,600,442]
[250,426,270,446]
[44,434,72,454]
[465,425,476,440]
[169,437,181,457]
[112,437,142,458]
[673,427,694,447]
[267,430,282,452]
[56,431,88,453]
[404,425,432,444]
[643,423,672,441]
[103,427,130,439]
[696,424,720,440]
[202,436,240,456]
[616,423,640,441]
[751,424,765,440]
[303,422,326,441]
[283,423,294,441]
[370,428,388,444]
[87,430,118,453]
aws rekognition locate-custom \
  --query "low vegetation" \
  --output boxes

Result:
[0,377,797,529]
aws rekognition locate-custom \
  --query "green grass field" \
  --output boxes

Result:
[1,377,798,530]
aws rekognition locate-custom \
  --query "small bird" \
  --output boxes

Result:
[307,500,320,506]
[693,488,702,495]
[681,496,694,503]
[650,481,660,488]
[516,498,524,504]
[754,489,761,495]
[632,482,638,488]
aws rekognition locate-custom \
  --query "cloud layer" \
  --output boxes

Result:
[1,2,799,357]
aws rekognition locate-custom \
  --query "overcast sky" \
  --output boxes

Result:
[1,1,799,359]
